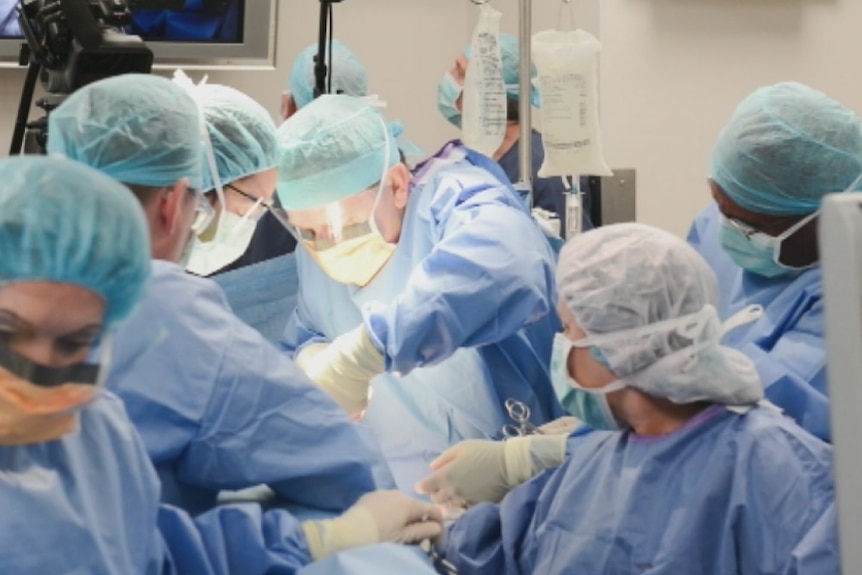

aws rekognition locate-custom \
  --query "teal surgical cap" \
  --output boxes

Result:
[276,95,400,210]
[711,81,862,216]
[289,40,368,109]
[48,74,204,189]
[465,33,541,109]
[193,84,280,191]
[0,156,150,327]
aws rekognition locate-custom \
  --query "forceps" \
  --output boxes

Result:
[501,398,543,438]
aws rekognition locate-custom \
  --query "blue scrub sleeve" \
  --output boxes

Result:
[441,471,554,575]
[175,312,386,511]
[159,503,312,575]
[743,340,831,442]
[365,180,555,374]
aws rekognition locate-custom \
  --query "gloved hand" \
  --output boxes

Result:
[301,490,443,561]
[301,324,384,417]
[294,342,329,373]
[415,434,568,507]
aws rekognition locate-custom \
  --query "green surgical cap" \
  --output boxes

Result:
[0,156,150,327]
[276,95,399,211]
[193,84,280,190]
[48,74,203,189]
[711,82,862,216]
[289,40,368,109]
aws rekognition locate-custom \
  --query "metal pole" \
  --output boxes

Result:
[518,0,533,207]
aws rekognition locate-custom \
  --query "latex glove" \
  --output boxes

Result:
[302,324,384,416]
[301,491,443,561]
[415,434,567,507]
[294,343,329,373]
[538,416,581,436]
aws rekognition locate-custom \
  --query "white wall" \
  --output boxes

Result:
[3,0,859,237]
[600,0,862,235]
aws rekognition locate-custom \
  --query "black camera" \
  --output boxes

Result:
[10,0,154,154]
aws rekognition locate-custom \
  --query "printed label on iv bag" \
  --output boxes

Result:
[532,29,612,179]
[462,4,507,157]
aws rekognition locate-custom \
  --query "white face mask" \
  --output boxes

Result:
[185,207,259,276]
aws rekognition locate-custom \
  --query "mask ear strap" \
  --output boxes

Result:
[369,115,393,235]
[720,304,763,337]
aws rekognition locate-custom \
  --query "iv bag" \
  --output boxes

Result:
[532,29,612,180]
[462,4,507,157]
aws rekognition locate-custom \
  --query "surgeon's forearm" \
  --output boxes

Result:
[366,212,554,373]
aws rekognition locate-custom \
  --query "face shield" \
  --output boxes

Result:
[0,334,113,446]
[283,119,398,287]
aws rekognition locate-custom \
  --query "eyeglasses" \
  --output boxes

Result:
[190,188,215,235]
[501,399,543,438]
[723,214,810,241]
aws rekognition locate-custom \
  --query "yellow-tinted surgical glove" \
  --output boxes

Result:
[300,491,443,561]
[415,434,568,508]
[294,343,329,373]
[301,324,384,417]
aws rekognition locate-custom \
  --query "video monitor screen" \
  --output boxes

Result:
[0,0,244,42]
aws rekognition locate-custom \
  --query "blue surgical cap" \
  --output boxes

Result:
[711,82,862,216]
[276,95,400,210]
[0,156,150,327]
[48,74,204,189]
[193,84,280,191]
[465,33,541,109]
[289,40,368,109]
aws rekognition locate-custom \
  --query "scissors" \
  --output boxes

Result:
[501,399,543,438]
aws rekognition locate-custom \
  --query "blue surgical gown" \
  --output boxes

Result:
[442,404,838,575]
[211,253,299,344]
[281,141,563,491]
[108,260,392,516]
[496,130,595,233]
[0,391,341,574]
[1,393,165,574]
[688,203,829,440]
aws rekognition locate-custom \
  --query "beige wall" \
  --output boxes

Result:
[2,0,859,237]
[600,0,861,235]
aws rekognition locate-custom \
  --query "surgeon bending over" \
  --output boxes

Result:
[0,155,442,575]
[47,74,392,516]
[422,223,837,575]
[688,82,862,441]
[278,95,562,490]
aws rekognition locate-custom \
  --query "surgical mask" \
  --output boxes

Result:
[185,206,259,276]
[550,333,625,431]
[719,212,819,279]
[301,116,398,287]
[0,337,112,445]
[437,72,463,128]
[306,201,396,287]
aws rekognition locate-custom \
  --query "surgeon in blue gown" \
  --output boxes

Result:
[436,33,594,234]
[168,79,298,343]
[277,95,562,492]
[687,82,862,442]
[0,157,443,575]
[431,223,838,575]
[47,74,394,517]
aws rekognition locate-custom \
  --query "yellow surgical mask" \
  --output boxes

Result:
[306,228,396,287]
[0,337,111,445]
